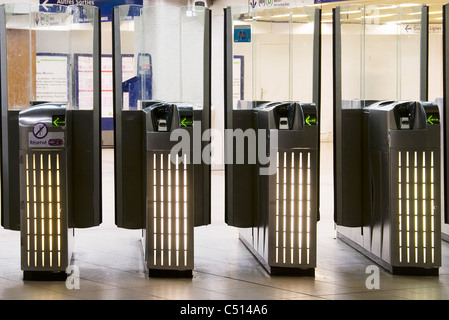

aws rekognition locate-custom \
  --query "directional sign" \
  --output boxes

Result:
[52,115,66,127]
[181,116,193,127]
[427,114,440,125]
[305,114,317,126]
[39,0,143,22]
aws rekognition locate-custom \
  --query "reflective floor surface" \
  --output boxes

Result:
[0,142,448,300]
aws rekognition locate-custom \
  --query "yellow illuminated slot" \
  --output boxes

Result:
[153,201,157,221]
[431,212,435,232]
[40,154,44,182]
[398,151,402,262]
[153,154,157,187]
[26,154,29,183]
[153,218,157,238]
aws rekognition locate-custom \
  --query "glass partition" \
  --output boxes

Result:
[114,5,209,109]
[31,4,72,107]
[114,5,143,111]
[70,5,99,111]
[140,5,207,108]
[2,4,99,110]
[229,5,319,109]
[336,3,427,106]
[337,4,363,106]
[3,3,34,110]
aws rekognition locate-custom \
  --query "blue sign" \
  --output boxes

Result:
[39,0,143,22]
[234,25,251,43]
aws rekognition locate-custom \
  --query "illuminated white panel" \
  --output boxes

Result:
[397,150,436,266]
[24,152,65,269]
[150,153,191,270]
[273,151,314,267]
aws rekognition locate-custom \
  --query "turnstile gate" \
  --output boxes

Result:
[0,4,102,280]
[333,4,441,275]
[113,4,211,277]
[224,5,321,275]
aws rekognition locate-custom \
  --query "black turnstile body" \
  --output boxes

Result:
[228,101,319,275]
[335,100,441,275]
[333,3,441,275]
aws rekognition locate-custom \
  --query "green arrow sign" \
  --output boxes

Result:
[52,115,65,127]
[427,114,439,125]
[305,114,317,126]
[181,117,193,127]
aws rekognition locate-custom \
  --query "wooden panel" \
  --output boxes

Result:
[6,29,35,109]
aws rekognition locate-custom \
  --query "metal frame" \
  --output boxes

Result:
[442,4,449,242]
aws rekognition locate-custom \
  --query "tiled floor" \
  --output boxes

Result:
[0,142,448,300]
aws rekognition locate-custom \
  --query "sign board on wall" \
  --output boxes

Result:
[248,0,347,8]
[233,56,244,107]
[248,0,313,9]
[39,0,143,22]
[76,54,135,118]
[36,54,68,102]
